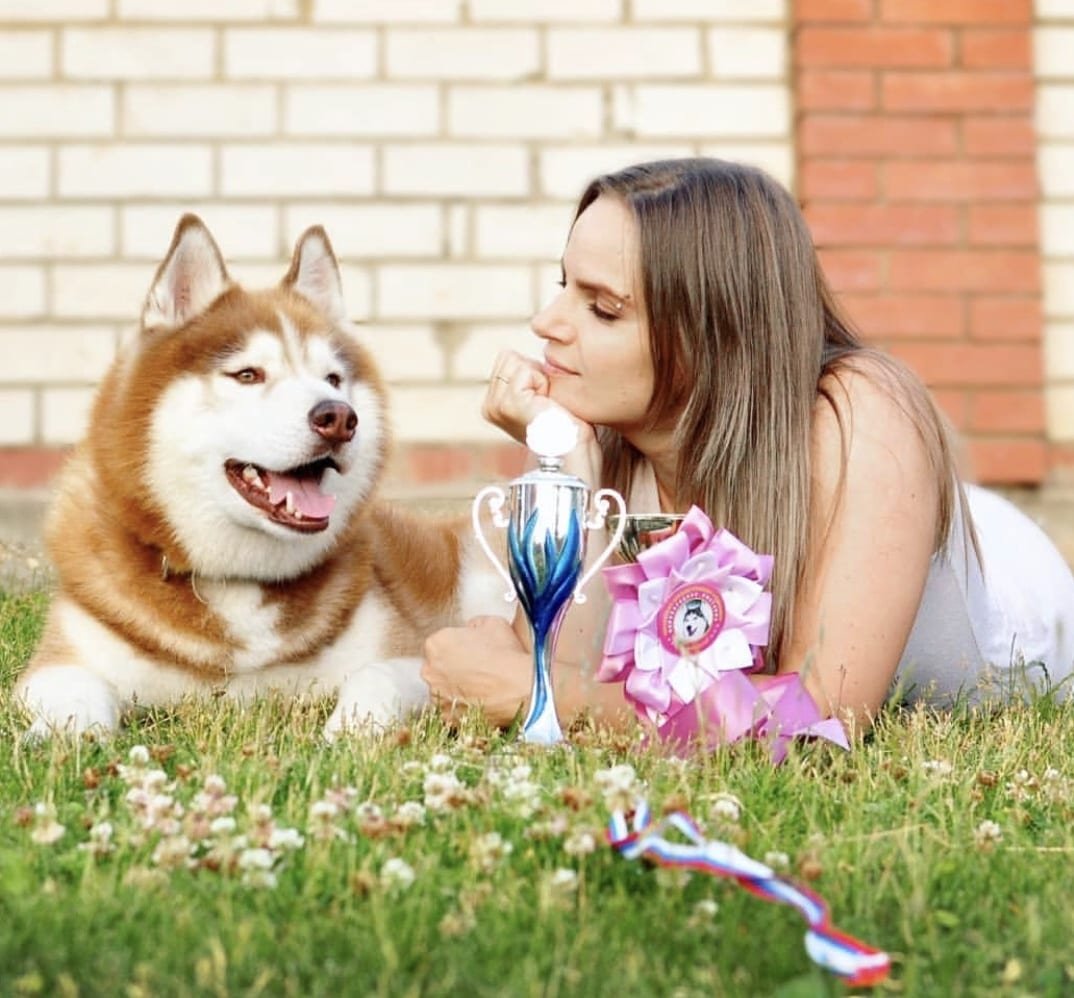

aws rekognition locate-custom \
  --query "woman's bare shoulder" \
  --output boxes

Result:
[814,351,935,459]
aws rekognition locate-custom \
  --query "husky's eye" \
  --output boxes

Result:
[325,372,343,389]
[228,367,265,385]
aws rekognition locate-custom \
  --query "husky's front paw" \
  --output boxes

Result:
[17,666,121,741]
[324,658,429,743]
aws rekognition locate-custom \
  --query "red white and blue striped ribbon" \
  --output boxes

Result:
[607,801,891,988]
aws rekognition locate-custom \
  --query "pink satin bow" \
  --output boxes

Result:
[598,506,848,763]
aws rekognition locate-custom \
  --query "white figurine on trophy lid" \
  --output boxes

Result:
[525,407,578,469]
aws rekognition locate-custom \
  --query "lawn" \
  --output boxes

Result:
[1,582,1072,997]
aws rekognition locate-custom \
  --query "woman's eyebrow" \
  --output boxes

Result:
[561,262,632,304]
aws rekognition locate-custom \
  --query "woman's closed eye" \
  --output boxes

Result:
[556,279,622,323]
[589,301,621,322]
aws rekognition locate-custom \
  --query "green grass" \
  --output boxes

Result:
[2,585,1073,997]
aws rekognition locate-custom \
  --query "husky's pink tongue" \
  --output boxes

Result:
[266,471,336,519]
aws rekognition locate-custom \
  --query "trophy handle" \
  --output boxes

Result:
[472,485,516,602]
[574,487,627,604]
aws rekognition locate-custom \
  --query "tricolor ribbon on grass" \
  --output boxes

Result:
[597,506,848,762]
[607,801,891,989]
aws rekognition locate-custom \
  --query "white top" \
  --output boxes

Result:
[896,483,1074,707]
[628,465,1074,707]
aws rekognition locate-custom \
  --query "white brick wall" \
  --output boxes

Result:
[0,85,113,137]
[62,28,216,79]
[0,31,52,78]
[1037,8,1074,441]
[0,148,51,199]
[124,85,278,137]
[0,207,114,258]
[0,2,794,453]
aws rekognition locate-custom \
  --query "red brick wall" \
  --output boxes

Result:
[795,0,1044,484]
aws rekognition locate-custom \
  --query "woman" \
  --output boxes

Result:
[422,158,1074,735]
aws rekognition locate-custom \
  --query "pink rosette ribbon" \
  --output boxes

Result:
[598,506,848,763]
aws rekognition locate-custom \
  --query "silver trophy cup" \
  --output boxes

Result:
[473,416,625,744]
[606,513,686,563]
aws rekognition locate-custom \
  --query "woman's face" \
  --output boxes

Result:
[532,195,655,433]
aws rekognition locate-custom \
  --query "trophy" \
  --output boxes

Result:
[473,409,626,744]
[606,513,686,564]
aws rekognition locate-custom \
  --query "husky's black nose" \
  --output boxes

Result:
[309,400,358,444]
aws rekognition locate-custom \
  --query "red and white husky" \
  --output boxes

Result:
[16,215,506,740]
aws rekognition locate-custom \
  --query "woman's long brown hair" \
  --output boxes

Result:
[574,158,967,668]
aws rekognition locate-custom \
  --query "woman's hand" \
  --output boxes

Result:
[484,349,601,485]
[421,615,532,727]
[483,349,556,445]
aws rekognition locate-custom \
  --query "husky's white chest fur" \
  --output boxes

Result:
[16,215,507,740]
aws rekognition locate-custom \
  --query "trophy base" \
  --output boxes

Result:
[519,707,566,746]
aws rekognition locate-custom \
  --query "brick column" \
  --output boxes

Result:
[794,0,1043,484]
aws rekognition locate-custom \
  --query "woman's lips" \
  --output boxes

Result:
[543,356,577,376]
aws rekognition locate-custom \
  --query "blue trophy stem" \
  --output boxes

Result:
[521,617,567,745]
[508,504,584,746]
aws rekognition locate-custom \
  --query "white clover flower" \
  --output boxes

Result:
[594,764,641,812]
[923,759,954,777]
[693,898,719,919]
[324,786,359,810]
[79,820,115,858]
[502,779,541,805]
[238,847,275,871]
[269,827,305,851]
[125,787,150,813]
[30,803,65,845]
[237,843,282,889]
[509,764,532,782]
[209,816,237,836]
[203,774,227,796]
[142,769,170,792]
[594,764,637,791]
[471,832,513,872]
[128,745,151,766]
[151,835,192,870]
[974,820,1003,848]
[654,868,692,889]
[763,850,790,871]
[308,799,346,841]
[192,792,238,818]
[250,804,274,824]
[427,753,454,773]
[355,802,383,823]
[401,761,424,777]
[380,857,416,891]
[563,831,597,857]
[243,869,278,889]
[547,868,579,893]
[193,776,238,817]
[310,800,340,821]
[709,792,743,824]
[423,771,467,811]
[394,802,426,828]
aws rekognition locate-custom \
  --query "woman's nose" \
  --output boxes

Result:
[531,292,569,342]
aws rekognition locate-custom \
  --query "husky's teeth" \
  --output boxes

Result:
[242,464,259,484]
[294,508,304,520]
[284,491,295,514]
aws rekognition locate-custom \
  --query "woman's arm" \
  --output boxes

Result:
[421,615,636,729]
[780,364,941,730]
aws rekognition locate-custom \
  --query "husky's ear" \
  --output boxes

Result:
[142,215,230,332]
[282,226,346,322]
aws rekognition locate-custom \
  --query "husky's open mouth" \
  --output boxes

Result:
[225,457,340,533]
